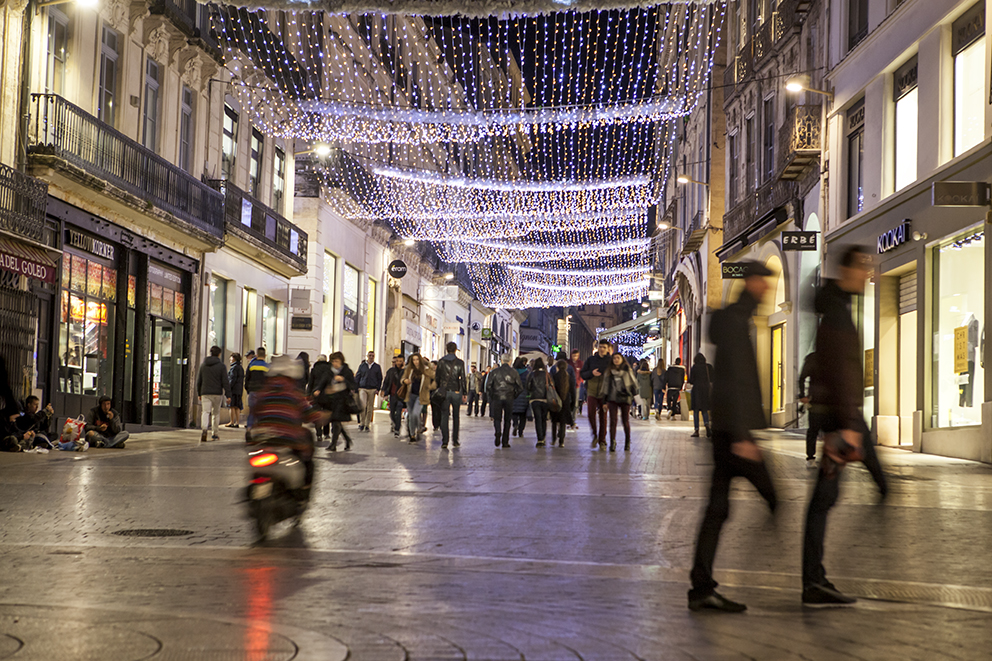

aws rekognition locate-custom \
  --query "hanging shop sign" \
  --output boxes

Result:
[0,239,56,283]
[877,221,911,254]
[422,284,458,301]
[932,181,991,207]
[443,322,460,334]
[782,231,818,251]
[481,328,493,339]
[721,262,748,279]
[403,319,422,346]
[387,259,408,278]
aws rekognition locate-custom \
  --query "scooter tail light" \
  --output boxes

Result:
[250,477,272,484]
[249,453,279,467]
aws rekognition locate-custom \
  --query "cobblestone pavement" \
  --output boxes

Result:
[2,410,992,659]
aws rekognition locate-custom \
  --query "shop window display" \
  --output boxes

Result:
[59,253,115,397]
[933,230,984,427]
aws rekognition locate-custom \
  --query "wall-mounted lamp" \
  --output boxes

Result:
[403,239,415,246]
[443,272,454,280]
[785,75,834,100]
[676,175,709,186]
[913,231,928,242]
[294,142,332,157]
[38,0,98,9]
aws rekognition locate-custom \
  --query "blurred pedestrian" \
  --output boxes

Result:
[549,353,576,447]
[434,343,467,449]
[569,349,583,429]
[227,353,244,428]
[526,358,551,447]
[601,352,637,451]
[798,352,821,468]
[308,355,332,442]
[296,351,311,392]
[511,356,531,437]
[688,353,712,438]
[688,261,777,613]
[665,357,686,419]
[637,359,653,419]
[486,354,523,447]
[651,361,667,420]
[580,340,612,449]
[355,351,383,432]
[467,363,483,416]
[245,347,269,429]
[324,352,357,451]
[802,246,887,607]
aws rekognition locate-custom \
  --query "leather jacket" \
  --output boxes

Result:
[485,363,523,401]
[434,353,467,395]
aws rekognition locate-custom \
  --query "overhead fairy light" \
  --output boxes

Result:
[212,2,723,307]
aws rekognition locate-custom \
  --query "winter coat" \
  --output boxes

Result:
[196,356,231,398]
[526,368,550,401]
[355,361,383,390]
[637,370,653,401]
[307,360,333,398]
[382,365,405,397]
[579,353,612,399]
[665,364,686,390]
[468,370,484,392]
[402,363,436,405]
[810,279,864,431]
[85,406,124,436]
[650,367,667,391]
[435,353,467,395]
[512,368,531,414]
[244,357,269,393]
[323,365,357,422]
[228,362,245,397]
[600,366,638,404]
[688,362,712,411]
[710,288,766,438]
[549,362,576,424]
[485,364,524,402]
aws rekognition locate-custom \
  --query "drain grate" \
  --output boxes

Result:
[112,529,195,537]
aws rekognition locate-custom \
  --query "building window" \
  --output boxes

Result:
[273,147,286,213]
[366,278,377,353]
[179,86,194,174]
[222,104,238,179]
[771,324,784,412]
[98,24,119,125]
[142,58,161,150]
[847,98,865,218]
[343,263,359,335]
[727,132,739,204]
[762,97,775,181]
[59,253,116,397]
[249,128,263,198]
[262,296,278,353]
[848,0,868,50]
[745,115,755,193]
[953,4,986,157]
[208,275,227,350]
[46,9,68,96]
[893,57,918,191]
[321,252,336,355]
[933,228,984,428]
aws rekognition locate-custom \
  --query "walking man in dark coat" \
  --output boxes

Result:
[688,261,777,613]
[802,246,887,607]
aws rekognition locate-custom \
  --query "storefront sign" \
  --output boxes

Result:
[0,242,56,283]
[954,326,970,374]
[877,221,911,254]
[148,262,183,288]
[403,319,422,346]
[481,328,492,339]
[471,321,481,333]
[443,322,460,334]
[387,259,408,278]
[864,349,874,388]
[782,231,818,251]
[66,229,115,261]
[343,307,357,333]
[422,284,457,301]
[932,181,991,207]
[422,311,440,333]
[721,263,748,279]
[291,316,313,331]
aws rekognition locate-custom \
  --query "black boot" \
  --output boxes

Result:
[624,440,630,451]
[609,440,616,452]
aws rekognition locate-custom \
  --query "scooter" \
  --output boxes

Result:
[246,436,311,540]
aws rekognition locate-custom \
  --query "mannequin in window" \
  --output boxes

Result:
[960,313,979,408]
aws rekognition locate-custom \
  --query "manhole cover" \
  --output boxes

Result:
[112,529,195,537]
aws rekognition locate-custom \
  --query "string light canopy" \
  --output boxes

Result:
[218,0,721,18]
[212,2,723,308]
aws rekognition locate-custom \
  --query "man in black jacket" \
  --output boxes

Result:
[580,339,613,449]
[196,345,231,442]
[802,246,886,608]
[665,357,686,419]
[355,351,383,431]
[688,261,777,613]
[486,354,524,448]
[379,354,406,437]
[434,342,467,448]
[798,353,822,468]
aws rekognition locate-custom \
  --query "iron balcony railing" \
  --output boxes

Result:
[723,179,798,241]
[29,94,223,238]
[778,104,822,180]
[0,163,48,243]
[211,180,308,268]
[149,0,221,55]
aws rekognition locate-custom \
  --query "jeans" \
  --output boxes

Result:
[667,388,681,415]
[689,432,777,599]
[439,391,462,445]
[693,407,711,433]
[480,393,488,417]
[512,412,527,435]
[654,389,665,413]
[407,398,423,439]
[806,409,825,460]
[586,395,607,443]
[201,394,223,437]
[491,398,512,445]
[360,389,378,428]
[87,430,130,448]
[551,418,566,445]
[531,401,548,442]
[466,391,479,415]
[388,394,405,433]
[247,392,258,427]
[802,422,886,588]
[607,402,631,442]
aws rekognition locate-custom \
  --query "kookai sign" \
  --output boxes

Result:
[877,221,911,254]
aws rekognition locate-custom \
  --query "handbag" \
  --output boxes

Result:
[397,383,409,401]
[348,391,362,414]
[545,373,562,413]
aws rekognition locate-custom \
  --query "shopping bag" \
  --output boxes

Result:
[62,415,87,443]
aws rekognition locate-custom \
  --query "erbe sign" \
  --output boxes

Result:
[877,221,911,254]
[782,231,818,251]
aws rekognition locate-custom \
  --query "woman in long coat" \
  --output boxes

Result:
[549,358,576,447]
[400,354,435,443]
[636,359,653,419]
[323,352,357,451]
[687,352,712,438]
[227,353,245,428]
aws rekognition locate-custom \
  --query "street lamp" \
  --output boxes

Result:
[295,142,332,157]
[403,239,415,246]
[676,174,709,186]
[37,0,97,8]
[785,75,834,100]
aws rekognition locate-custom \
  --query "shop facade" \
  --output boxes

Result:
[824,141,992,462]
[48,198,198,428]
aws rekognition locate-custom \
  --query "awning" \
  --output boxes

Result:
[681,228,707,256]
[0,236,58,283]
[599,309,659,339]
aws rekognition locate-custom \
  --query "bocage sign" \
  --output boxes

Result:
[877,221,911,254]
[387,259,408,278]
[721,263,749,279]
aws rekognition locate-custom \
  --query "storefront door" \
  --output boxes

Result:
[149,317,184,426]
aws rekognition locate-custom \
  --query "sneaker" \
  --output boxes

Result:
[115,442,126,449]
[76,441,89,452]
[690,431,700,438]
[806,459,817,469]
[688,592,747,613]
[212,435,220,442]
[441,442,448,449]
[501,442,511,448]
[452,440,460,447]
[590,437,599,448]
[802,583,857,608]
[536,441,545,447]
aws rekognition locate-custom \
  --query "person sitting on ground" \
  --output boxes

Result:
[251,355,325,488]
[2,409,31,452]
[84,396,129,448]
[15,396,55,448]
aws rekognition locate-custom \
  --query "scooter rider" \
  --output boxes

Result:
[251,355,327,488]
